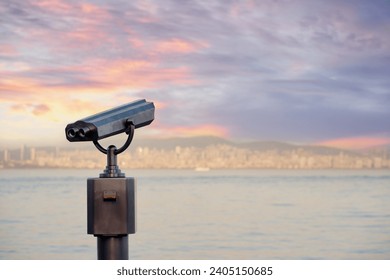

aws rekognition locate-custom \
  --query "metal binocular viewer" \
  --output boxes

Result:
[65,99,155,259]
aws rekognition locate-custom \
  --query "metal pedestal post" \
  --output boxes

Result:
[87,146,136,260]
[64,100,154,260]
[97,236,129,260]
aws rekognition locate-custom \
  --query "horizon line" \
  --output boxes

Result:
[1,135,389,151]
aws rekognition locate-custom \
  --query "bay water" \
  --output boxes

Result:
[0,169,389,259]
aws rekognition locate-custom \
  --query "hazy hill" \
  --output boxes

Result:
[131,136,230,150]
[43,136,388,157]
[131,136,360,156]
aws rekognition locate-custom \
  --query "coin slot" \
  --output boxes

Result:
[103,190,117,201]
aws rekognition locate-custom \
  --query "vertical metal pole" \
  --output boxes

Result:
[97,236,129,260]
[97,146,128,259]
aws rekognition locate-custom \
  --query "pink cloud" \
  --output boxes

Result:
[0,56,195,92]
[32,0,73,13]
[155,39,208,53]
[33,0,109,18]
[81,59,197,89]
[317,136,390,150]
[63,99,106,116]
[32,104,51,116]
[10,103,51,116]
[0,44,18,56]
[29,1,112,51]
[0,76,39,100]
[128,37,145,48]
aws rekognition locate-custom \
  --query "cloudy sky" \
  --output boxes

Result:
[0,0,389,149]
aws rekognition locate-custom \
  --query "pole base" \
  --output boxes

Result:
[97,235,129,260]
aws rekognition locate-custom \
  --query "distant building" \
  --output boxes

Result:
[20,145,25,161]
[3,149,9,162]
[30,147,36,161]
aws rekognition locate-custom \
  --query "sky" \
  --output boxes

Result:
[0,0,389,149]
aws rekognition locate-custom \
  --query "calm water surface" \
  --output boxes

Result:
[0,169,389,259]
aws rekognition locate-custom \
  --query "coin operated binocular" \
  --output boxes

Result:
[65,99,155,260]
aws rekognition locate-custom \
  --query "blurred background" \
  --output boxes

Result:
[0,0,389,260]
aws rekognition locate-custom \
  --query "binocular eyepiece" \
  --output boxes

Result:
[65,99,155,142]
[65,122,97,141]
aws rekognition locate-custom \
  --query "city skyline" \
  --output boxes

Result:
[1,136,389,169]
[1,0,389,149]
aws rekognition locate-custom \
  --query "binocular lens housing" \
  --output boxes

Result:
[67,127,90,139]
[67,128,77,138]
[65,99,154,142]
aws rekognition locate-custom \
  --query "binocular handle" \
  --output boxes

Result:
[93,121,135,155]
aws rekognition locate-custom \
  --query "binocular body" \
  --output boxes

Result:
[65,99,154,142]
